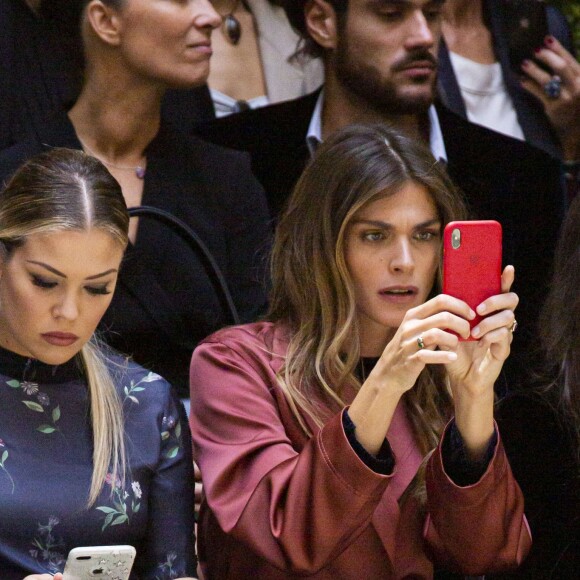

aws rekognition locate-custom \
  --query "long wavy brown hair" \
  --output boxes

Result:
[268,124,468,456]
[540,194,580,462]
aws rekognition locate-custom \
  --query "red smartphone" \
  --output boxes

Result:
[443,220,503,341]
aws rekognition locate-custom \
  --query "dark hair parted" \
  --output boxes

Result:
[540,195,580,458]
[269,124,467,453]
[0,147,129,249]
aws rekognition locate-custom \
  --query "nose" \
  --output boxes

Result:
[405,10,437,50]
[389,237,415,273]
[53,291,79,321]
[192,0,222,30]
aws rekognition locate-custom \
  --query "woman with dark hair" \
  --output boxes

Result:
[190,124,529,579]
[0,0,271,398]
[493,195,580,578]
[0,148,195,579]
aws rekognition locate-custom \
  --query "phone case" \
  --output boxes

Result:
[443,220,502,341]
[62,545,136,580]
[503,0,549,73]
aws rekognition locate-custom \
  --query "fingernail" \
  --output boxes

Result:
[545,35,554,45]
[534,46,542,54]
[448,352,458,360]
[477,303,486,315]
[472,326,481,338]
[521,59,531,68]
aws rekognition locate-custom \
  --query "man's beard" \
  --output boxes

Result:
[334,39,437,116]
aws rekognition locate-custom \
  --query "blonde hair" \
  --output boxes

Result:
[269,124,468,455]
[0,148,130,506]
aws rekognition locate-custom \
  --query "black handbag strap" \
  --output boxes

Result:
[127,205,240,326]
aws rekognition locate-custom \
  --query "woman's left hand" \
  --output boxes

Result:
[444,266,518,458]
[446,265,518,396]
[520,36,580,160]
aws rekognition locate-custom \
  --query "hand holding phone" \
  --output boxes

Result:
[62,545,136,580]
[443,220,502,341]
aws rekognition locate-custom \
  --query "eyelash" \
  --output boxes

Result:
[31,276,111,296]
[360,230,439,242]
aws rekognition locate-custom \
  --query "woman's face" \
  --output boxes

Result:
[0,230,124,365]
[104,0,221,88]
[344,181,441,355]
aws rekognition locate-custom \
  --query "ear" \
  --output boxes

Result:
[305,0,339,51]
[85,0,123,47]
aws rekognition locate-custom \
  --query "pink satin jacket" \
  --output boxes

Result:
[190,322,531,579]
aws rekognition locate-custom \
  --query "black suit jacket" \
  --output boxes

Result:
[437,0,574,159]
[0,112,271,396]
[196,92,566,390]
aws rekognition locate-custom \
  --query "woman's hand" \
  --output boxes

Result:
[521,36,580,160]
[349,293,474,455]
[446,266,518,458]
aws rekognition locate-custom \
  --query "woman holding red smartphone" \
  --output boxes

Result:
[190,124,528,579]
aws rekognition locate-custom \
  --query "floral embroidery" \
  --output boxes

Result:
[155,551,185,580]
[6,379,61,434]
[29,516,66,574]
[96,474,141,532]
[123,371,160,405]
[0,438,15,493]
[161,414,182,459]
[21,381,39,396]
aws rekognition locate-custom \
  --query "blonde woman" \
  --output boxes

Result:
[190,125,530,579]
[0,149,195,579]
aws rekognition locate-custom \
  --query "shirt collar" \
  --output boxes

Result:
[306,90,447,163]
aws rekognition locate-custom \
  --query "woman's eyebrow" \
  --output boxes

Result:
[26,260,117,280]
[350,218,441,229]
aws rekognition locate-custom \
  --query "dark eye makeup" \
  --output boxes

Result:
[31,275,111,296]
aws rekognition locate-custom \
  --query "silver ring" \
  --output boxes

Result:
[417,336,425,350]
[509,320,518,334]
[544,75,562,99]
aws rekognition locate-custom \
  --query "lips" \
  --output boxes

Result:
[41,332,79,347]
[378,286,419,303]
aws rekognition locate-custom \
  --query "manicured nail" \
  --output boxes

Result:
[545,35,555,45]
[522,59,531,68]
[534,46,542,54]
[471,326,481,338]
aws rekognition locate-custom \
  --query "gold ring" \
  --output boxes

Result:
[417,336,425,349]
[509,320,518,334]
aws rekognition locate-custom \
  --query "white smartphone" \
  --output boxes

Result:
[62,545,136,580]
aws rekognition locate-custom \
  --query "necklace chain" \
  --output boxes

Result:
[77,136,146,180]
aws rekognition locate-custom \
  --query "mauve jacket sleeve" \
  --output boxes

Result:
[424,421,532,575]
[189,333,392,574]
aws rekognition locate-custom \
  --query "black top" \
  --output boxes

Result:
[0,111,272,396]
[0,345,196,578]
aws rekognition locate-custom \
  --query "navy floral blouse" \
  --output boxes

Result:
[0,346,196,579]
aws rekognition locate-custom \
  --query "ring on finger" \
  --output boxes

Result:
[509,320,518,334]
[544,75,562,99]
[417,336,425,350]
